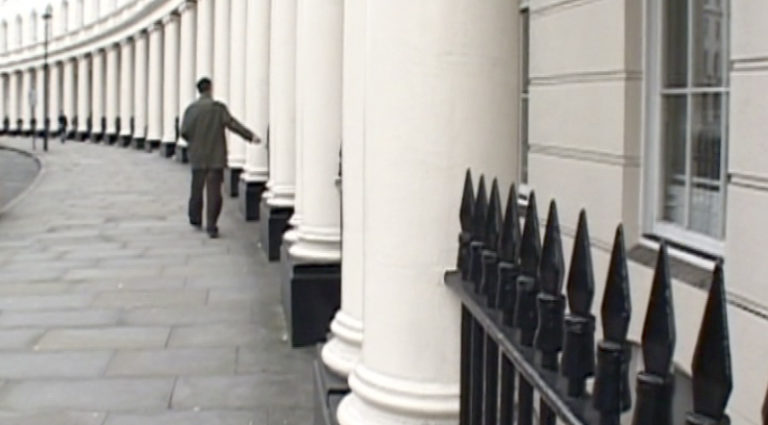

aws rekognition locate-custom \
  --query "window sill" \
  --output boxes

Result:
[630,237,716,291]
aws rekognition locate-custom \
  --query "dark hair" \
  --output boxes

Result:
[197,78,212,94]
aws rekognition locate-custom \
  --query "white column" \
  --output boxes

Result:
[161,13,179,153]
[212,0,230,103]
[105,44,119,139]
[242,0,270,182]
[177,0,196,153]
[63,59,76,133]
[48,64,61,131]
[91,51,105,138]
[8,72,19,131]
[35,67,44,133]
[227,0,247,169]
[288,0,342,262]
[337,1,520,424]
[76,55,90,137]
[21,69,32,133]
[265,0,297,209]
[195,0,213,80]
[283,0,305,245]
[119,39,134,143]
[0,74,7,126]
[321,0,365,378]
[146,23,163,147]
[133,31,148,146]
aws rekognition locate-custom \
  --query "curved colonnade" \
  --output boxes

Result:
[0,0,525,424]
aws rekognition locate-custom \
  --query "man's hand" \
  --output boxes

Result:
[247,131,261,144]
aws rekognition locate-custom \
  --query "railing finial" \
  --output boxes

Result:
[539,200,564,296]
[498,183,521,264]
[519,191,541,278]
[485,178,502,252]
[686,261,732,425]
[460,169,474,233]
[514,190,541,346]
[472,175,488,243]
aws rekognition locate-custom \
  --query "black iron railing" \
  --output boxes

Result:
[447,170,733,425]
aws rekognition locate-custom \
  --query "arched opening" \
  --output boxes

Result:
[29,11,38,44]
[0,21,8,52]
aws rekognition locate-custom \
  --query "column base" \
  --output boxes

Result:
[133,137,146,150]
[67,130,77,140]
[161,143,176,158]
[314,356,349,425]
[78,131,90,141]
[239,180,266,221]
[259,199,293,261]
[280,246,340,348]
[120,135,133,147]
[147,139,161,151]
[175,146,189,163]
[226,167,243,198]
[107,133,119,145]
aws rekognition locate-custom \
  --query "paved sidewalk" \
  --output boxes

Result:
[0,138,313,425]
[0,146,39,211]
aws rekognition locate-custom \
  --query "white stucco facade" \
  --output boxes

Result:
[0,0,766,424]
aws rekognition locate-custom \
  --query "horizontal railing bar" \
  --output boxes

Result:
[446,271,600,425]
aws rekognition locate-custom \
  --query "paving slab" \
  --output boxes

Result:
[0,138,313,421]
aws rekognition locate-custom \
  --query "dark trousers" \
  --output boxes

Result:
[188,168,224,231]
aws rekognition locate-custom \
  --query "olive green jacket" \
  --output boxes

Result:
[180,94,254,169]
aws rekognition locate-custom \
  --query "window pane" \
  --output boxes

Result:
[692,0,726,87]
[663,0,688,88]
[660,95,688,226]
[688,93,724,237]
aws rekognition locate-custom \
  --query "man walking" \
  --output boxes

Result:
[180,78,258,238]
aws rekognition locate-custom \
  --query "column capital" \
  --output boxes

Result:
[121,36,134,46]
[162,12,180,25]
[178,0,196,14]
[147,21,163,33]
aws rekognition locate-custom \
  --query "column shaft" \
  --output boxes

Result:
[105,45,120,139]
[288,0,343,261]
[227,0,247,168]
[0,75,7,126]
[265,0,297,208]
[35,67,45,133]
[77,56,90,137]
[321,0,366,377]
[63,60,76,133]
[146,24,164,148]
[337,0,521,424]
[212,0,230,103]
[177,1,197,151]
[242,0,270,182]
[284,0,306,243]
[48,64,61,130]
[119,40,134,143]
[21,69,32,132]
[195,0,213,79]
[133,32,148,145]
[161,15,179,151]
[8,72,18,131]
[91,52,105,139]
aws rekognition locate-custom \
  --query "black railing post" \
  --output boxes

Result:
[685,261,732,425]
[458,170,474,425]
[497,184,521,425]
[534,200,565,425]
[470,176,488,292]
[593,225,632,425]
[632,243,675,425]
[481,179,502,425]
[458,170,475,279]
[561,210,596,398]
[468,175,487,425]
[514,191,541,425]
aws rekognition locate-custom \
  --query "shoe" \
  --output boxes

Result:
[207,228,219,239]
[190,220,202,230]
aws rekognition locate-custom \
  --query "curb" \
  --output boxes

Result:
[0,141,46,217]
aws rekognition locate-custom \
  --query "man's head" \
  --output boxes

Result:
[197,78,212,95]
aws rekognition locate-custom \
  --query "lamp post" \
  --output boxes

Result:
[42,5,52,152]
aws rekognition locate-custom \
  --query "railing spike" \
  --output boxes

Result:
[460,169,474,233]
[641,242,676,376]
[519,191,541,277]
[499,183,522,264]
[567,209,594,314]
[763,384,768,425]
[473,176,488,243]
[539,200,565,296]
[594,224,632,423]
[687,261,732,424]
[602,224,631,342]
[485,179,502,252]
[632,241,675,425]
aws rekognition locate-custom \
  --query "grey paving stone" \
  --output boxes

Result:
[172,374,314,410]
[104,410,267,425]
[0,282,74,295]
[0,378,174,411]
[236,347,314,376]
[71,277,187,292]
[0,351,112,378]
[0,410,106,425]
[0,294,93,311]
[120,306,253,326]
[63,267,164,281]
[36,327,170,350]
[93,290,208,308]
[106,348,236,377]
[0,309,120,328]
[168,324,277,348]
[0,329,45,349]
[268,407,314,425]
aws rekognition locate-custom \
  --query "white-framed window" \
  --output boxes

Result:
[645,0,729,255]
[519,0,530,185]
